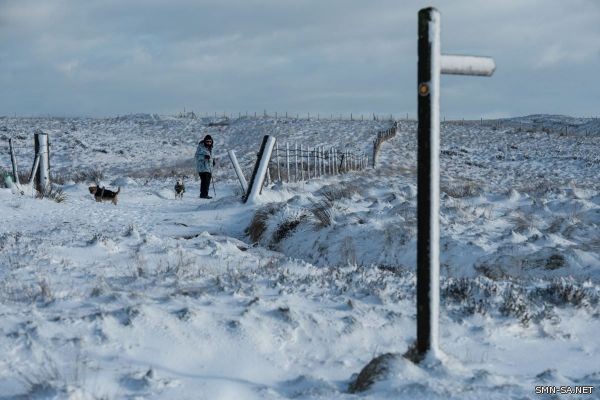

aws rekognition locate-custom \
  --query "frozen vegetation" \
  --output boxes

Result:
[0,114,599,399]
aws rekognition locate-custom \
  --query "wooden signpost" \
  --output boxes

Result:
[415,7,495,361]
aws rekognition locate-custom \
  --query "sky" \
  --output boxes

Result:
[1,0,599,119]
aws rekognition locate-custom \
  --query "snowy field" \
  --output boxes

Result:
[0,114,599,399]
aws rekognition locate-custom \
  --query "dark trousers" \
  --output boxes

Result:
[199,172,212,197]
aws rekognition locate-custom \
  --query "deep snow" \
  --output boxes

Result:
[0,114,599,399]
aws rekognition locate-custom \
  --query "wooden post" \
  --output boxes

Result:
[415,6,495,361]
[321,147,325,176]
[344,150,348,172]
[334,149,338,174]
[300,144,304,181]
[34,132,50,193]
[307,146,311,179]
[314,147,318,177]
[294,143,298,182]
[276,143,281,182]
[9,138,20,187]
[28,153,40,185]
[245,136,276,203]
[228,150,248,193]
[286,142,290,182]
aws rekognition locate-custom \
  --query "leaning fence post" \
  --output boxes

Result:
[414,6,495,362]
[228,150,248,193]
[28,153,41,185]
[245,135,276,204]
[9,138,20,187]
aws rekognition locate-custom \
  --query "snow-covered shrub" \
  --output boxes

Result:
[246,203,281,243]
[36,185,67,203]
[533,278,597,308]
[308,197,335,228]
[500,287,533,325]
[272,211,308,245]
[316,182,361,201]
[442,180,481,198]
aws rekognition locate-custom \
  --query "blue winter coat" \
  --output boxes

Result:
[195,143,213,173]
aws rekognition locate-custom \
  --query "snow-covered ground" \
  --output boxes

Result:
[0,114,599,399]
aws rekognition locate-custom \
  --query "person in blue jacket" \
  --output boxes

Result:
[195,135,214,199]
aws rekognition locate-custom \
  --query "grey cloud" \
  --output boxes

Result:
[0,0,598,117]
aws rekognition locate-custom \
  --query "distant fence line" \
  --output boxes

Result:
[175,112,598,136]
[372,122,398,168]
[181,110,402,123]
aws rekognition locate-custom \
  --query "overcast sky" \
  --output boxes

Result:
[1,0,599,118]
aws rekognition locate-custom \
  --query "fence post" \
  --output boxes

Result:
[9,138,20,187]
[28,153,41,185]
[333,147,340,175]
[276,143,281,182]
[307,146,311,179]
[294,142,298,182]
[34,132,50,193]
[227,150,248,193]
[228,150,248,193]
[301,144,305,180]
[286,142,290,182]
[344,150,348,172]
[245,135,276,203]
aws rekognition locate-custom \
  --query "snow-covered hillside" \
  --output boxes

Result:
[0,114,599,399]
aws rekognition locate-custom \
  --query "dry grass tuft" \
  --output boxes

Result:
[246,204,280,243]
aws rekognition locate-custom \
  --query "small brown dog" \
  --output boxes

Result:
[89,185,121,205]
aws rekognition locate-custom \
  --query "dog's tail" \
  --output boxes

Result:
[116,187,121,194]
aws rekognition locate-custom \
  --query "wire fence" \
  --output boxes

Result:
[187,110,399,123]
[372,122,398,168]
[236,141,369,186]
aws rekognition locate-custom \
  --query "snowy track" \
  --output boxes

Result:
[1,114,599,399]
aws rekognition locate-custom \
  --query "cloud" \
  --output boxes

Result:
[0,0,598,117]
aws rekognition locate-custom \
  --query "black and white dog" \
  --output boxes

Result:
[174,178,185,199]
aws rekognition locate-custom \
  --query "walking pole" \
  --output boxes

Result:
[211,162,217,197]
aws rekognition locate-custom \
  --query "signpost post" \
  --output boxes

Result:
[415,7,495,362]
